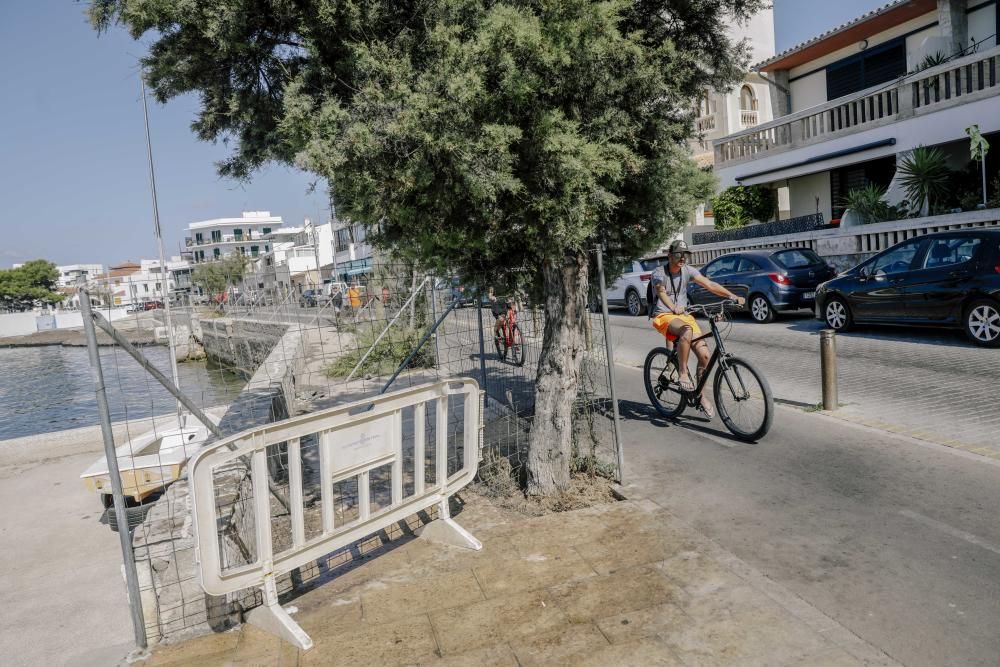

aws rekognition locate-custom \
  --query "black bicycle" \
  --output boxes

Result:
[643,300,774,442]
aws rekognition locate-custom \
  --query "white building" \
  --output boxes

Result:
[712,0,1000,224]
[56,263,104,287]
[186,211,282,263]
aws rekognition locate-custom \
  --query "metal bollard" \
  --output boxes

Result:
[820,329,838,411]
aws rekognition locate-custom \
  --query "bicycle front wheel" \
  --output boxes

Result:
[510,324,525,367]
[713,356,773,442]
[494,332,506,362]
[644,347,686,419]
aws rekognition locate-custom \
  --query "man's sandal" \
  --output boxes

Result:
[698,395,715,419]
[678,377,696,392]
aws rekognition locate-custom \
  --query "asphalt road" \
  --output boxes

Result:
[609,309,1000,667]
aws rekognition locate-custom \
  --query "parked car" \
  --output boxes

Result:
[816,230,1000,346]
[299,289,319,307]
[142,300,164,311]
[607,257,668,316]
[688,249,835,322]
[448,278,480,307]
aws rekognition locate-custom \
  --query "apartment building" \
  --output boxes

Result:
[185,211,282,263]
[56,264,104,288]
[712,0,1000,223]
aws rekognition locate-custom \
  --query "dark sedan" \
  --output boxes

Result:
[815,230,1000,347]
[689,249,836,322]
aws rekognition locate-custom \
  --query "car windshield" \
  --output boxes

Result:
[772,249,822,269]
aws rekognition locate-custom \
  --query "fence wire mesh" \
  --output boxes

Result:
[84,251,621,643]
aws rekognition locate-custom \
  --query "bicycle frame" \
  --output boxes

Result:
[666,310,749,401]
[502,304,518,346]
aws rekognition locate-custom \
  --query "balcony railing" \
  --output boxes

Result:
[695,114,717,132]
[740,109,759,128]
[715,45,1000,168]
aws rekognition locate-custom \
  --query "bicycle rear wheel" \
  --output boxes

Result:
[644,347,686,419]
[713,356,773,442]
[510,324,525,367]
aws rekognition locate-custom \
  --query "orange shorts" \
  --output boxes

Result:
[652,313,702,342]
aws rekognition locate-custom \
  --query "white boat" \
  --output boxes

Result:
[80,414,219,506]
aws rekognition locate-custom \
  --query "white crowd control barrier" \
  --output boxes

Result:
[189,379,484,650]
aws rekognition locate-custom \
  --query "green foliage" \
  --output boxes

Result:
[897,146,952,215]
[90,0,756,291]
[840,184,895,223]
[710,185,776,230]
[323,324,435,379]
[914,51,949,73]
[0,260,63,310]
[191,254,247,295]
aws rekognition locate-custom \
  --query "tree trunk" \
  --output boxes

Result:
[526,251,589,496]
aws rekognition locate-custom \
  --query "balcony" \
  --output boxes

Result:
[695,114,717,133]
[739,109,759,128]
[714,46,1000,169]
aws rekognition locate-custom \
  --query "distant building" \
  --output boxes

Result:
[185,211,283,263]
[56,263,104,287]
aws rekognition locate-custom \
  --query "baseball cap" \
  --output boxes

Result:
[668,240,691,255]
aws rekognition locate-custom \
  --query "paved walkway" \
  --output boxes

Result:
[133,494,894,666]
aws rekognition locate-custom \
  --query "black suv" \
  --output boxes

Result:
[815,230,1000,346]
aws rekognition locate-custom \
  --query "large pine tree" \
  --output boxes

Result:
[91,0,760,494]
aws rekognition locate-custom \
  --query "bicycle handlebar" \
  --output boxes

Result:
[685,299,740,316]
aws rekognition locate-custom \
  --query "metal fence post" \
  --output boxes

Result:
[79,287,148,650]
[476,285,488,406]
[594,247,626,483]
[820,329,838,410]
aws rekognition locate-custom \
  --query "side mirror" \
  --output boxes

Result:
[858,266,869,280]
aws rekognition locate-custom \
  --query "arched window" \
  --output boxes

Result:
[739,85,757,111]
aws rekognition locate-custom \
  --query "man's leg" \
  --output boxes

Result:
[667,319,694,385]
[693,340,714,415]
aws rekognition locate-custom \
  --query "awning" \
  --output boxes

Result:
[345,267,371,276]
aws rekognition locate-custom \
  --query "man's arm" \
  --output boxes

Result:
[692,274,745,305]
[655,284,684,315]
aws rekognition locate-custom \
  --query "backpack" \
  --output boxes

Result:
[646,279,655,318]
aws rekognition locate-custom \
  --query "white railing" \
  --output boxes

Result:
[715,45,1000,167]
[189,379,483,650]
[695,114,717,132]
[688,210,1000,266]
[740,109,759,127]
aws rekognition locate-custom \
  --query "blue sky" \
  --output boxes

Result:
[774,0,888,53]
[0,1,326,269]
[0,1,886,269]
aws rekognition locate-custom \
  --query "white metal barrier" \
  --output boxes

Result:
[189,379,484,650]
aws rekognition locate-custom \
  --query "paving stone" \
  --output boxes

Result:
[548,565,687,624]
[302,615,438,666]
[473,546,596,598]
[595,602,689,644]
[428,590,569,655]
[507,622,610,666]
[410,643,520,666]
[573,639,686,666]
[360,569,485,624]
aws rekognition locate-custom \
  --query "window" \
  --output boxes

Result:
[826,37,906,101]
[213,248,221,259]
[354,225,367,243]
[195,232,204,244]
[869,240,920,276]
[262,227,272,235]
[704,256,738,278]
[251,246,260,257]
[155,283,161,291]
[737,258,762,273]
[335,228,353,249]
[211,230,222,243]
[640,257,667,271]
[144,284,149,293]
[234,228,243,241]
[265,244,269,252]
[830,155,896,220]
[773,249,822,269]
[739,85,757,111]
[921,237,981,269]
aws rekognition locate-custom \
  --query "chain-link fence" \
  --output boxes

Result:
[82,249,622,646]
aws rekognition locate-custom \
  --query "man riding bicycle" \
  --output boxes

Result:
[488,287,510,339]
[650,240,745,418]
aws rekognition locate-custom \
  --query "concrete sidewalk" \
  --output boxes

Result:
[133,493,895,666]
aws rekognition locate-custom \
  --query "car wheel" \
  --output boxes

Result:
[964,298,1000,347]
[824,296,852,332]
[749,294,775,323]
[626,289,643,317]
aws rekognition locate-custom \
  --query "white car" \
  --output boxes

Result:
[606,256,667,316]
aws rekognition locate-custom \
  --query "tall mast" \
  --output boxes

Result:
[141,73,183,423]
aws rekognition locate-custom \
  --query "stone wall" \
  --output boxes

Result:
[198,318,289,377]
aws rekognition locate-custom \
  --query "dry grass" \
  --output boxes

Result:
[469,473,619,517]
